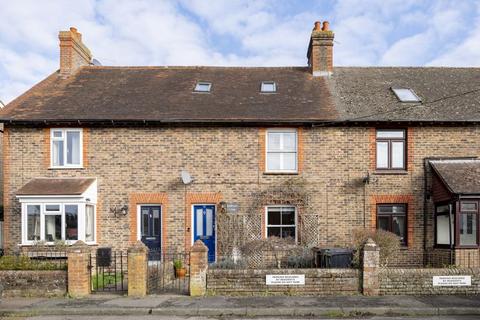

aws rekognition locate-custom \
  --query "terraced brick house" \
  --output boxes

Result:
[1,22,480,267]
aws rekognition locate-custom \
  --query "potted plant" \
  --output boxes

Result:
[173,259,186,278]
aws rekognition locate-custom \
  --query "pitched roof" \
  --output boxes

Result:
[16,178,96,196]
[0,66,337,124]
[328,67,480,122]
[2,66,480,124]
[430,160,480,195]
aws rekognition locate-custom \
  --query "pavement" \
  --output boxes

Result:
[1,294,480,318]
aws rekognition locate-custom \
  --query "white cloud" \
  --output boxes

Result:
[0,0,479,103]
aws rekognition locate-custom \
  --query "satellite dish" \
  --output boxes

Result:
[92,58,102,66]
[181,170,193,185]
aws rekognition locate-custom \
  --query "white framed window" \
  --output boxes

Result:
[265,206,297,242]
[266,129,297,173]
[376,129,406,170]
[51,128,83,168]
[22,203,95,245]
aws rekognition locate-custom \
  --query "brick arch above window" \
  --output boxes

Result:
[370,194,414,248]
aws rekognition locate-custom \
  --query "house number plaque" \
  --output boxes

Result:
[266,274,305,285]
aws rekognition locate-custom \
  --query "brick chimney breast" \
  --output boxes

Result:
[58,27,92,77]
[307,21,334,77]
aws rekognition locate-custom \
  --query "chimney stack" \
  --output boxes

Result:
[307,21,334,77]
[58,27,92,76]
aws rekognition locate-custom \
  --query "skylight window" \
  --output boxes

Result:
[391,87,421,102]
[261,81,277,93]
[194,82,212,92]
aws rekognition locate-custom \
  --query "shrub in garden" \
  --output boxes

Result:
[351,228,401,267]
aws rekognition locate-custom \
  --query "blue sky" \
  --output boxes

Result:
[1,0,480,103]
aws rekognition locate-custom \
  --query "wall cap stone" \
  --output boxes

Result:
[191,240,208,253]
[364,238,379,251]
[128,240,149,253]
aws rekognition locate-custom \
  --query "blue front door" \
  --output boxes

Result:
[193,205,216,262]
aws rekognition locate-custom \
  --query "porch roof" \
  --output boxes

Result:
[16,177,96,196]
[430,160,480,195]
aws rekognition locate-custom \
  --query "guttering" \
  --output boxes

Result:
[2,118,480,127]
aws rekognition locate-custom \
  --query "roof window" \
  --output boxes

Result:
[391,87,421,102]
[194,82,212,93]
[261,81,277,93]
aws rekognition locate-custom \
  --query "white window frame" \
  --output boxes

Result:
[265,128,298,173]
[21,202,96,245]
[50,128,83,168]
[264,205,298,243]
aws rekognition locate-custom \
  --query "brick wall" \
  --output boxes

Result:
[379,267,480,295]
[3,125,480,266]
[207,268,359,296]
[0,270,67,297]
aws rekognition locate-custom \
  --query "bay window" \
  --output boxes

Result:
[459,202,478,246]
[22,203,94,244]
[51,128,83,168]
[435,204,454,246]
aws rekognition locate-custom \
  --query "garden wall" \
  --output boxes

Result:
[207,268,360,296]
[379,267,480,295]
[0,270,67,297]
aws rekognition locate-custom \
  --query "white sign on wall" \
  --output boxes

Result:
[432,276,471,286]
[266,274,305,285]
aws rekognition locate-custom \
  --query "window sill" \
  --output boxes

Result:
[20,242,98,247]
[455,245,479,249]
[373,170,409,175]
[263,172,299,175]
[48,167,85,170]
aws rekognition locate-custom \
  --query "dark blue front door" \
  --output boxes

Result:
[140,206,161,260]
[193,205,216,262]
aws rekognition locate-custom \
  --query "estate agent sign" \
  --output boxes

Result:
[266,274,305,285]
[432,275,471,286]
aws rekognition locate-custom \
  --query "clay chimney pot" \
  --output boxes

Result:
[322,21,329,31]
[314,21,321,31]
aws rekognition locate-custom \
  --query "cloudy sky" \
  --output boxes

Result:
[1,0,480,103]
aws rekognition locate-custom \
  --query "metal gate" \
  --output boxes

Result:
[148,250,190,295]
[89,248,127,293]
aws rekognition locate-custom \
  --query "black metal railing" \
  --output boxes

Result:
[147,249,190,294]
[89,249,127,293]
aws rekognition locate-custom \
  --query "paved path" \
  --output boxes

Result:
[1,294,480,318]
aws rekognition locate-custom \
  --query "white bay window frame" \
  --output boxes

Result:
[18,180,97,245]
[265,128,298,173]
[20,201,95,245]
[50,128,83,168]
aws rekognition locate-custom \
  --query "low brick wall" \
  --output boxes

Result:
[379,267,480,295]
[0,270,67,297]
[207,268,360,296]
